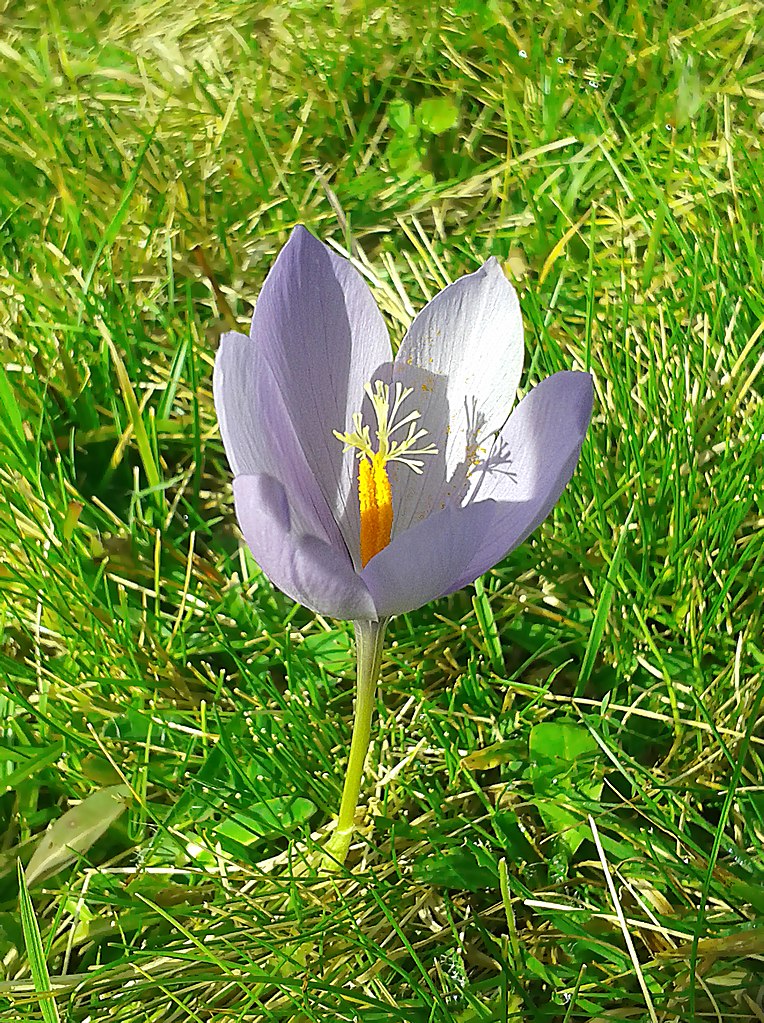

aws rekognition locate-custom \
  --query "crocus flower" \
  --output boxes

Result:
[214,226,593,621]
[214,225,593,864]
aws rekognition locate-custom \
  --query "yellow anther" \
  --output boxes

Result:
[358,455,393,567]
[334,380,437,565]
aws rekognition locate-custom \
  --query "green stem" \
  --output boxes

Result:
[324,618,387,864]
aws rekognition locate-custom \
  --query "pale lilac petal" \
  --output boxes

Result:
[234,475,377,621]
[252,226,392,565]
[214,331,346,550]
[447,371,593,589]
[462,371,592,506]
[361,372,592,617]
[389,258,524,535]
[360,501,498,618]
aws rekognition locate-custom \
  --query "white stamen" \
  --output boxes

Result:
[333,380,437,473]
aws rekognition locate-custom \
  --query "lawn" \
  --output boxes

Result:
[1,1,763,1020]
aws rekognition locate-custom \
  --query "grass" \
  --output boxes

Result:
[0,0,763,1019]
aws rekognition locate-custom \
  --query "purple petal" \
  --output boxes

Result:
[214,331,346,550]
[360,500,498,618]
[388,258,524,535]
[234,475,377,620]
[448,371,593,589]
[251,226,392,566]
[361,372,593,617]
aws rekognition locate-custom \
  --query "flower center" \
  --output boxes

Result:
[334,381,437,567]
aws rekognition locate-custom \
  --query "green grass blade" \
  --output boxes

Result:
[16,861,61,1023]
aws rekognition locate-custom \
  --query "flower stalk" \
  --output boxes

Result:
[324,618,388,864]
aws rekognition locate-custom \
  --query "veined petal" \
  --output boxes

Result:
[389,257,524,534]
[361,372,593,617]
[214,331,346,551]
[251,226,392,564]
[234,475,378,621]
[360,500,497,618]
[448,370,593,590]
